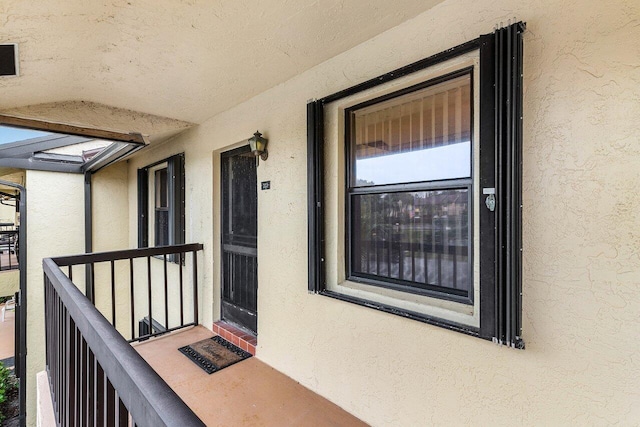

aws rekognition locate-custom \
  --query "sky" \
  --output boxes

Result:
[355,141,471,186]
[0,126,51,145]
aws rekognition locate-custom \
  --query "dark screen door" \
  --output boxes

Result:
[221,147,258,333]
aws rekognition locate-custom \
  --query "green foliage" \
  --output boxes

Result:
[0,361,17,423]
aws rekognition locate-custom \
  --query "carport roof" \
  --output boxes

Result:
[0,120,145,174]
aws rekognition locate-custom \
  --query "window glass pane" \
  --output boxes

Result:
[351,74,471,186]
[155,209,169,246]
[223,153,257,247]
[351,189,470,294]
[155,168,168,208]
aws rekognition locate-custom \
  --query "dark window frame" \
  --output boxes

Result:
[138,153,185,262]
[307,23,525,348]
[344,68,475,305]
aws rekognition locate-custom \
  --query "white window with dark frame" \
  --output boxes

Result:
[308,22,525,348]
[347,70,474,305]
[138,154,185,259]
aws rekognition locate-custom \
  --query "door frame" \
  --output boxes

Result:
[219,145,258,333]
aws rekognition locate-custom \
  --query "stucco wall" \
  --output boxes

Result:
[0,270,19,297]
[120,0,640,425]
[0,201,16,224]
[91,162,134,336]
[25,171,85,426]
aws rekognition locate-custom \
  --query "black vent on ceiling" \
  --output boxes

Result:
[0,45,17,76]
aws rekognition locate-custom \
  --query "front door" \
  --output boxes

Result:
[221,147,258,333]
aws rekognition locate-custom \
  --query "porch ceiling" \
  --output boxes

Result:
[0,0,445,124]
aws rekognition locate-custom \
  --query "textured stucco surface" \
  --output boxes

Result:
[120,0,640,425]
[0,0,445,124]
[0,270,18,297]
[1,101,194,143]
[25,171,84,426]
[92,162,134,336]
[0,199,16,224]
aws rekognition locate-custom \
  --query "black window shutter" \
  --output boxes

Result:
[493,22,525,349]
[167,153,186,246]
[137,168,149,248]
[307,100,325,293]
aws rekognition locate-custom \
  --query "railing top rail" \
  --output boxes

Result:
[43,257,205,427]
[51,243,203,266]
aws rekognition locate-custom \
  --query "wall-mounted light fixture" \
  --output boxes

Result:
[248,130,268,165]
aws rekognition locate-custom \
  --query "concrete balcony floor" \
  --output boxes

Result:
[134,326,368,427]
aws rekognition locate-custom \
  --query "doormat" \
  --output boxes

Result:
[178,335,252,374]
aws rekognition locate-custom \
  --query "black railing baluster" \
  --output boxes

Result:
[107,380,116,426]
[48,289,54,414]
[68,265,72,281]
[76,328,81,425]
[91,262,96,304]
[43,283,49,389]
[59,299,63,420]
[81,338,88,426]
[163,254,168,330]
[118,397,129,427]
[130,258,135,341]
[179,252,184,325]
[54,295,57,419]
[68,319,76,427]
[88,348,95,426]
[111,260,116,328]
[96,363,104,426]
[61,299,65,418]
[147,256,152,338]
[63,306,68,425]
[192,250,198,324]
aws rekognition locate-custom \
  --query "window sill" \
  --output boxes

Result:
[318,289,481,338]
[347,273,474,306]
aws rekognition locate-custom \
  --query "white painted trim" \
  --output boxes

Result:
[36,370,55,427]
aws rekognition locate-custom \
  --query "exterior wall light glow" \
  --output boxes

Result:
[248,130,268,165]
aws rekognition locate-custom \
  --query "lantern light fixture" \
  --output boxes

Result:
[248,130,268,165]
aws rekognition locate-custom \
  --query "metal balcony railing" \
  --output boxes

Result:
[43,243,205,427]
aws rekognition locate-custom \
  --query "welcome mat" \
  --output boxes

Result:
[179,335,252,374]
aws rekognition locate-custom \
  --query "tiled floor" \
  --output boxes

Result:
[134,326,368,427]
[213,321,257,355]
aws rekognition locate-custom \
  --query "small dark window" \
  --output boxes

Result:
[0,45,17,76]
[346,72,473,303]
[138,154,185,258]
